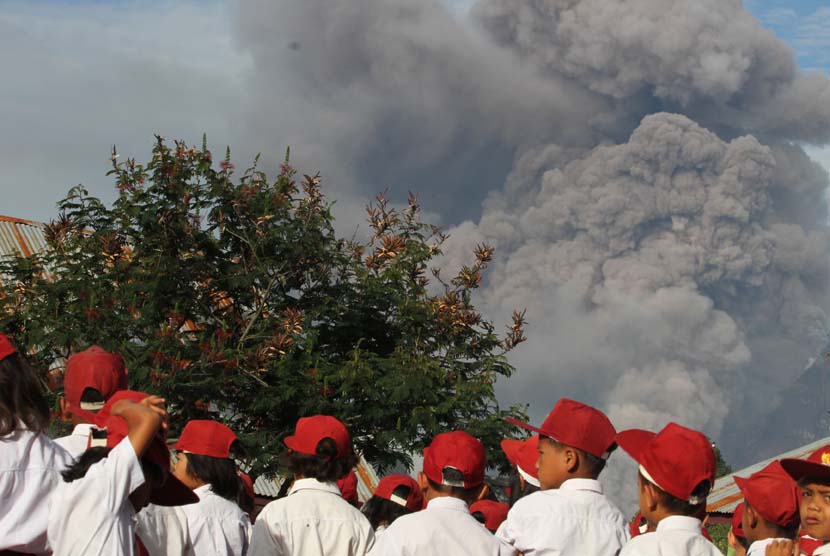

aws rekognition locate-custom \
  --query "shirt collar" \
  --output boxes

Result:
[289,478,341,496]
[426,496,470,512]
[194,484,213,497]
[72,423,94,436]
[559,478,603,494]
[747,538,790,555]
[655,515,703,533]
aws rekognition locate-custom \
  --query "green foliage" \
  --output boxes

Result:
[714,445,732,478]
[706,522,730,554]
[0,137,528,478]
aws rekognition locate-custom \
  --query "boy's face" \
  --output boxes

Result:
[537,437,569,490]
[799,481,830,540]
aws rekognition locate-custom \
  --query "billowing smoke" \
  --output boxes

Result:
[230,0,830,485]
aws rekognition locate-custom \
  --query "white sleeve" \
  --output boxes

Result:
[91,435,146,514]
[367,527,402,556]
[495,510,518,547]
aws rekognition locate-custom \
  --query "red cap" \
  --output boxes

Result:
[64,346,127,413]
[0,333,17,361]
[88,391,197,506]
[470,500,509,532]
[175,420,237,459]
[616,422,715,503]
[501,436,540,486]
[374,474,423,512]
[507,399,616,459]
[238,472,255,500]
[731,502,745,538]
[284,415,350,457]
[423,431,486,489]
[337,470,359,504]
[781,445,830,482]
[734,461,799,528]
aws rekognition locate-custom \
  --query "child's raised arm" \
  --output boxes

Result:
[110,397,167,457]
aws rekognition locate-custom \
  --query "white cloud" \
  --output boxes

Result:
[0,1,252,222]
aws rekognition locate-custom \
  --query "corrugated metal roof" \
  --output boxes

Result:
[0,215,48,259]
[253,455,380,502]
[707,436,830,514]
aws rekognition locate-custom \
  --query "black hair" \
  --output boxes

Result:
[0,352,50,435]
[734,533,749,550]
[426,467,482,503]
[62,447,112,482]
[507,469,540,507]
[361,484,413,530]
[184,453,241,502]
[236,477,255,514]
[80,387,105,404]
[744,499,799,540]
[281,438,358,483]
[62,446,165,486]
[543,436,614,477]
[472,510,488,526]
[639,471,710,516]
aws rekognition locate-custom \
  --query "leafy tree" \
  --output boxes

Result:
[0,136,527,477]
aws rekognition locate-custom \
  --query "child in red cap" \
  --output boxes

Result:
[470,500,510,533]
[56,345,128,457]
[248,415,374,556]
[616,422,721,556]
[47,390,197,555]
[768,445,830,556]
[171,419,251,556]
[371,430,514,555]
[497,398,628,555]
[728,503,748,556]
[501,435,541,507]
[0,333,72,555]
[361,474,423,538]
[733,461,799,554]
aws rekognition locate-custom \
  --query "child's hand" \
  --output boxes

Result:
[139,395,169,433]
[766,540,799,556]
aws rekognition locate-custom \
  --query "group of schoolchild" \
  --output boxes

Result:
[3,332,830,556]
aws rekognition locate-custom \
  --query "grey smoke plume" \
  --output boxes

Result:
[472,0,830,143]
[233,0,604,222]
[229,0,830,482]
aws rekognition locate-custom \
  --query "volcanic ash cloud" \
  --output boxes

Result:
[441,113,830,453]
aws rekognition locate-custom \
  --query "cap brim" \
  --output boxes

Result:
[781,458,830,482]
[733,475,751,499]
[151,474,199,506]
[283,435,300,452]
[615,429,656,464]
[500,439,523,465]
[505,417,552,438]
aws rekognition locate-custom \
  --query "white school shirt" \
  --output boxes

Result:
[815,545,830,556]
[181,484,251,556]
[54,423,95,458]
[0,426,72,555]
[496,478,629,556]
[747,538,790,556]
[618,515,724,556]
[248,478,375,556]
[370,496,516,556]
[136,504,195,556]
[47,435,146,556]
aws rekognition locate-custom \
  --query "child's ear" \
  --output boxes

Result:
[563,447,579,473]
[59,397,72,422]
[417,472,429,492]
[745,504,759,530]
[643,482,659,512]
[475,483,490,502]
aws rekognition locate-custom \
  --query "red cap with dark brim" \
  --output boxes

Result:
[733,461,799,528]
[616,423,715,503]
[174,420,237,459]
[501,435,540,487]
[284,415,351,457]
[423,431,486,489]
[470,500,509,532]
[781,445,830,482]
[91,390,198,506]
[506,398,616,459]
[64,346,127,413]
[374,474,423,512]
[337,470,359,504]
